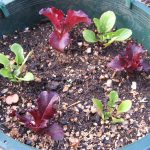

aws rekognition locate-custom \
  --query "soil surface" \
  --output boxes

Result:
[0,22,150,150]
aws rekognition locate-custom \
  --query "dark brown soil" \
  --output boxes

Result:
[0,22,150,150]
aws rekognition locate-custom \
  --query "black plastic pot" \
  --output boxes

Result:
[0,0,150,150]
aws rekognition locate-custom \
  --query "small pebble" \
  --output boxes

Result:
[65,132,70,136]
[105,137,109,140]
[111,125,117,132]
[78,42,83,47]
[97,131,102,137]
[10,128,20,138]
[90,106,97,114]
[24,27,30,32]
[78,88,83,93]
[77,104,84,109]
[14,36,18,39]
[86,47,92,54]
[93,123,98,126]
[131,81,137,90]
[74,107,79,113]
[1,88,8,94]
[35,77,41,82]
[83,42,89,47]
[27,102,32,107]
[106,79,113,88]
[63,85,71,92]
[130,119,134,124]
[105,74,109,79]
[125,114,130,119]
[2,35,7,39]
[94,51,99,56]
[5,94,19,105]
[83,109,90,113]
[63,125,68,131]
[99,75,105,80]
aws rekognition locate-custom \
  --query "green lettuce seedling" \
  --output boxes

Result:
[83,11,132,47]
[0,43,34,82]
[92,90,132,124]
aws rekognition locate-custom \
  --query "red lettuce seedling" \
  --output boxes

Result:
[108,42,150,73]
[12,91,64,141]
[39,7,91,52]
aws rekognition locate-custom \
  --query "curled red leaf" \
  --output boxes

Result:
[49,31,70,52]
[39,7,65,32]
[64,10,91,33]
[108,42,150,73]
[46,123,64,141]
[12,91,64,140]
[39,7,91,52]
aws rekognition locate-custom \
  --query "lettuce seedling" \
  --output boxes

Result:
[0,43,34,82]
[92,91,132,124]
[83,11,132,47]
[12,91,64,141]
[39,7,91,52]
[108,42,150,72]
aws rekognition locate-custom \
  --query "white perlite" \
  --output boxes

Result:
[86,47,92,54]
[106,79,113,88]
[131,81,137,90]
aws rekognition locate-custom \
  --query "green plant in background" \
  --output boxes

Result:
[92,90,132,123]
[83,11,132,47]
[0,43,34,82]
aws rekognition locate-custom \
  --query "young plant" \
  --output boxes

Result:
[92,91,132,124]
[39,7,91,52]
[11,91,64,141]
[83,11,132,47]
[0,43,34,82]
[108,42,150,73]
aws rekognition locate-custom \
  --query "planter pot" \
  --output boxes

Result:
[0,0,150,52]
[119,134,150,150]
[0,0,150,150]
[0,131,37,150]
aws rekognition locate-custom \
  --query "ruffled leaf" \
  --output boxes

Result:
[37,91,60,119]
[46,123,64,141]
[64,10,91,33]
[142,61,150,72]
[107,55,124,71]
[108,42,150,72]
[39,7,64,32]
[12,91,63,140]
[39,7,91,52]
[49,31,70,52]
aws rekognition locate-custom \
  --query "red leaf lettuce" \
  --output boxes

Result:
[39,7,91,52]
[12,91,64,141]
[108,42,150,72]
